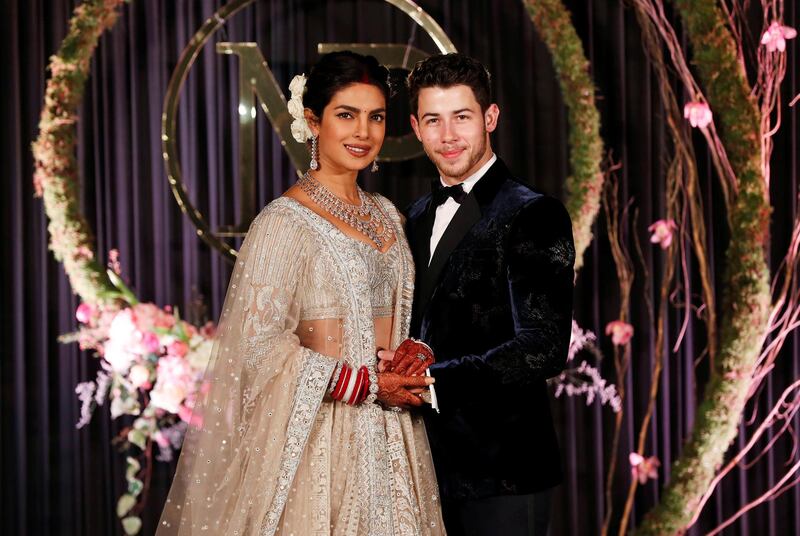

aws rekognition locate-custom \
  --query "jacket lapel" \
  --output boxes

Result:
[415,158,509,317]
[411,197,436,274]
[424,194,480,295]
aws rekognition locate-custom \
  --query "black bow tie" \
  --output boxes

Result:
[431,182,467,207]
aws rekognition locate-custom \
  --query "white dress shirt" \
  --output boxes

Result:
[429,154,497,264]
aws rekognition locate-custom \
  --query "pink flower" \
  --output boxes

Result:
[108,249,121,275]
[129,364,151,389]
[157,356,194,385]
[761,22,797,53]
[167,340,189,358]
[183,322,198,339]
[75,303,95,324]
[605,321,634,346]
[152,430,170,448]
[648,219,678,249]
[132,303,175,331]
[683,101,712,128]
[177,405,203,428]
[200,321,216,338]
[629,452,660,484]
[141,331,161,354]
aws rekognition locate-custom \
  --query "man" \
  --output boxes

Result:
[393,53,575,535]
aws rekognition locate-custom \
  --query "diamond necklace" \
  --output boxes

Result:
[298,171,394,248]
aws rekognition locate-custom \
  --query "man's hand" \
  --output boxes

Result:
[377,372,435,408]
[378,339,435,376]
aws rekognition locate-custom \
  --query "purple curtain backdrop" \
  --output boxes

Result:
[1,0,798,534]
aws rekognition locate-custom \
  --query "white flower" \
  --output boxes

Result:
[108,309,138,348]
[287,97,305,119]
[110,394,140,419]
[187,339,214,372]
[150,383,187,414]
[289,74,307,97]
[104,340,138,373]
[129,364,151,388]
[287,74,313,143]
[291,119,312,143]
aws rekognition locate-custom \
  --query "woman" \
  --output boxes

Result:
[157,51,445,535]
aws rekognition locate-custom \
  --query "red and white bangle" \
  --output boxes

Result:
[330,363,371,406]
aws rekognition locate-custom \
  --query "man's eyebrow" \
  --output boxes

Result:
[421,108,475,119]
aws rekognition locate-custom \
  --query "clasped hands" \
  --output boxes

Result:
[375,338,435,409]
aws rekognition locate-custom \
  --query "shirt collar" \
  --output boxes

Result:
[439,153,497,194]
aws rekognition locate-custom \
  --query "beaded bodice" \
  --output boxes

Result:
[296,218,400,321]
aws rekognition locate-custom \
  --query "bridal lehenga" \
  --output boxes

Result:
[157,196,445,535]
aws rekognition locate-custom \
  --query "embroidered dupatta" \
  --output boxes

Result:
[157,196,443,536]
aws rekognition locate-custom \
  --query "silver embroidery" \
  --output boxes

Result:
[260,349,335,536]
[254,198,436,536]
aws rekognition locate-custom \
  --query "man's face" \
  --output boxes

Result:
[410,85,499,184]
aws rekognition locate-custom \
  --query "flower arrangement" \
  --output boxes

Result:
[63,260,215,534]
[522,0,605,273]
[72,301,214,433]
[31,0,126,304]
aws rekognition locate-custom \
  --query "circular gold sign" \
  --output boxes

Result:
[162,0,456,261]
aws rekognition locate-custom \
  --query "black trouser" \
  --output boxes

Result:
[441,489,553,536]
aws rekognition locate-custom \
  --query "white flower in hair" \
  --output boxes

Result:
[288,74,314,143]
[287,97,304,119]
[289,74,307,96]
[290,119,312,145]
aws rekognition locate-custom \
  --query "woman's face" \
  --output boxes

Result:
[307,83,386,173]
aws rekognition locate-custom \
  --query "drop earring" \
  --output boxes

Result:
[371,160,379,172]
[310,136,319,171]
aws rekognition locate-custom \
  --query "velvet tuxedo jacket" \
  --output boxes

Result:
[406,158,575,502]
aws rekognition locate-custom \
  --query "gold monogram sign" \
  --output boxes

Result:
[162,0,456,260]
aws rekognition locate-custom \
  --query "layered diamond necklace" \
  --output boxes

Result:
[298,171,394,249]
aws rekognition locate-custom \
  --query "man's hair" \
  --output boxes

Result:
[406,53,492,116]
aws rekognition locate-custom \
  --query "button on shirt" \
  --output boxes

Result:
[429,154,497,264]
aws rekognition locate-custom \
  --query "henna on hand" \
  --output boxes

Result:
[376,372,434,408]
[387,338,435,376]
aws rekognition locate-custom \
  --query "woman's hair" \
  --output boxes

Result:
[303,51,391,119]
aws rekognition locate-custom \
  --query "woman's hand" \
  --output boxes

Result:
[376,372,434,408]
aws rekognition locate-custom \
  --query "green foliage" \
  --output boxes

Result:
[637,0,771,533]
[31,0,128,305]
[522,0,604,272]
